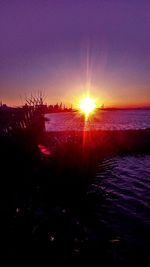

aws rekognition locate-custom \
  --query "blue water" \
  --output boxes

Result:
[92,155,150,262]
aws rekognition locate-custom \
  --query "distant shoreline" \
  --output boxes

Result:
[1,104,150,112]
[97,107,150,111]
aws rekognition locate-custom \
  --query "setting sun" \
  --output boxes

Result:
[78,97,96,117]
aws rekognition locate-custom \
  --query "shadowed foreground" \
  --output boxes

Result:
[1,128,150,264]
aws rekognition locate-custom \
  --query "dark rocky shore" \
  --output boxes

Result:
[46,128,150,154]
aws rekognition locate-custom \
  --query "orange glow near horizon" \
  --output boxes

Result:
[1,91,150,109]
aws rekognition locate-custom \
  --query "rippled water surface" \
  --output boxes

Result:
[94,155,150,261]
[45,110,150,131]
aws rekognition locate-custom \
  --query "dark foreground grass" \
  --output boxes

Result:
[1,128,150,265]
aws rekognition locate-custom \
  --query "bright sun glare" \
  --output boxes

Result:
[78,97,96,117]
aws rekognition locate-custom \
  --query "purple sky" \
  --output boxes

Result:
[0,0,150,107]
